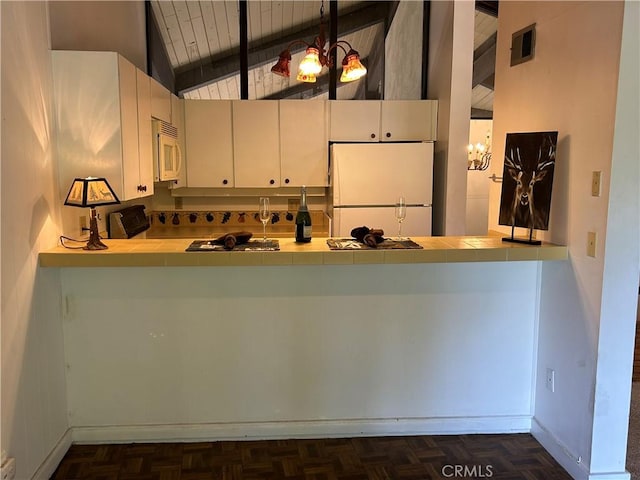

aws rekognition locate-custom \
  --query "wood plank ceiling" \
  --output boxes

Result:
[151,1,497,111]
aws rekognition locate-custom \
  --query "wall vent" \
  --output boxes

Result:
[511,23,536,66]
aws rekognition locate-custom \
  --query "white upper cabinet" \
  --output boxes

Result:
[380,100,438,141]
[185,100,234,188]
[136,69,154,196]
[52,50,153,201]
[329,101,381,142]
[150,77,171,123]
[329,100,438,142]
[279,100,328,187]
[232,100,280,188]
[169,94,187,188]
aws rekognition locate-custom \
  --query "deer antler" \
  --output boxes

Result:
[535,137,556,172]
[504,147,524,172]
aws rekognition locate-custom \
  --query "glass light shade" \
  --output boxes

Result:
[64,177,120,208]
[270,51,291,77]
[296,71,317,83]
[298,47,323,75]
[340,51,367,82]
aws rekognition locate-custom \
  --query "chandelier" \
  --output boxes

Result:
[467,132,492,171]
[270,0,367,84]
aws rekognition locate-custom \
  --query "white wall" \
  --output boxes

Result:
[60,262,539,442]
[0,2,69,479]
[49,1,147,71]
[489,2,637,477]
[589,0,639,473]
[384,1,423,100]
[427,1,475,235]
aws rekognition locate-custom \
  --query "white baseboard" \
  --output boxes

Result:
[71,415,532,444]
[531,418,630,480]
[588,474,631,480]
[31,428,72,480]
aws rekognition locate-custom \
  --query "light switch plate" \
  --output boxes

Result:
[587,231,597,257]
[591,171,602,197]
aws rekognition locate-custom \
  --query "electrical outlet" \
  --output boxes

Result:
[587,231,597,257]
[1,457,16,480]
[591,171,602,197]
[79,215,88,232]
[546,368,555,393]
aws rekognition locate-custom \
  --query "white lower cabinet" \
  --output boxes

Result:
[279,100,328,187]
[52,50,153,201]
[185,100,234,188]
[232,100,280,188]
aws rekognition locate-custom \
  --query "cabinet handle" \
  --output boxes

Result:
[284,178,290,184]
[370,133,376,139]
[269,179,275,185]
[386,132,391,138]
[142,185,147,192]
[222,179,228,185]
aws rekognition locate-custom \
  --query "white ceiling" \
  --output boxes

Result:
[151,1,497,109]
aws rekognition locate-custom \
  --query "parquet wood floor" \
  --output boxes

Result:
[51,434,572,480]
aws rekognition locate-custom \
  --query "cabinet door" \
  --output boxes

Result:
[136,68,154,196]
[150,77,171,122]
[329,100,381,142]
[169,94,187,188]
[118,55,142,200]
[185,100,234,188]
[233,101,280,188]
[279,100,328,187]
[380,100,438,141]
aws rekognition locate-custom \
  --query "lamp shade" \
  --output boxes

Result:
[64,177,120,208]
[340,50,367,82]
[296,71,317,83]
[298,47,323,76]
[271,51,291,77]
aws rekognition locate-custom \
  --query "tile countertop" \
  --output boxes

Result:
[39,236,568,267]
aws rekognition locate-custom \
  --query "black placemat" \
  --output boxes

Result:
[326,238,423,250]
[186,239,280,252]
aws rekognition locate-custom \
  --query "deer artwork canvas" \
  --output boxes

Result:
[499,131,558,233]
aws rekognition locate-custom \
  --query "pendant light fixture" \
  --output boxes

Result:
[270,0,367,84]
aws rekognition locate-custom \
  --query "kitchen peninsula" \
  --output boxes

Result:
[40,235,567,267]
[40,234,567,445]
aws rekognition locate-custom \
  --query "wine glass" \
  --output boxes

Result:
[259,197,270,246]
[395,195,406,240]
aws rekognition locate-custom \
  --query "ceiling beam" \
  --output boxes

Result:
[472,33,496,89]
[475,1,499,17]
[471,107,493,119]
[175,2,390,96]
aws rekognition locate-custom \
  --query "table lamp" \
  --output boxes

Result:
[64,177,120,250]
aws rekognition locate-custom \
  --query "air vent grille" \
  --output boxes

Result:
[158,120,178,139]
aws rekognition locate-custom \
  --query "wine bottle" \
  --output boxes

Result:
[295,185,312,243]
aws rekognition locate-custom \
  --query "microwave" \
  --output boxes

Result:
[152,119,182,182]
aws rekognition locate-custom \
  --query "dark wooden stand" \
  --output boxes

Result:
[502,225,542,245]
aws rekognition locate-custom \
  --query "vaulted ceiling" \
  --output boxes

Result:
[150,1,497,113]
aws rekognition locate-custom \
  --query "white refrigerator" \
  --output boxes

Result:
[330,142,434,237]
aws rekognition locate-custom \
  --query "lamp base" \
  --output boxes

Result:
[84,207,108,250]
[83,238,108,250]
